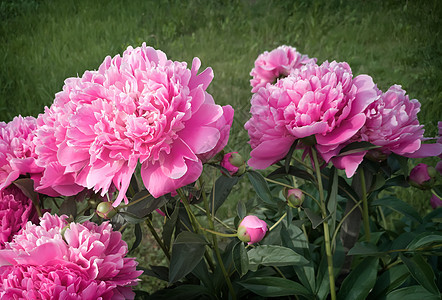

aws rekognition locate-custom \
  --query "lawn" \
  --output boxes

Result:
[1,0,441,293]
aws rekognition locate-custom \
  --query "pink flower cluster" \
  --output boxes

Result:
[0,213,142,299]
[250,45,316,93]
[0,116,43,191]
[0,185,38,249]
[246,46,442,176]
[34,43,233,206]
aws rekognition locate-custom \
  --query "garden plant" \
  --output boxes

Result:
[0,1,441,299]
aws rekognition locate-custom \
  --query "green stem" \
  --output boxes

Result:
[331,199,363,251]
[200,227,237,237]
[264,177,321,208]
[359,169,370,242]
[269,212,287,231]
[194,204,235,231]
[378,206,388,231]
[431,189,442,200]
[179,187,216,272]
[298,207,309,242]
[203,180,236,299]
[146,218,170,260]
[312,149,336,300]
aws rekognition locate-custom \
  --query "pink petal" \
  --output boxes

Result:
[141,158,203,198]
[248,136,296,169]
[316,113,366,146]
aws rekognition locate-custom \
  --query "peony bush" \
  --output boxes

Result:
[0,43,441,299]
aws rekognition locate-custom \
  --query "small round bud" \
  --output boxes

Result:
[221,152,246,176]
[96,201,117,219]
[229,152,245,167]
[285,188,304,208]
[409,164,436,190]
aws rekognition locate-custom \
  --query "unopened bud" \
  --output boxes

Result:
[285,188,304,208]
[221,152,246,176]
[409,164,437,190]
[96,201,117,219]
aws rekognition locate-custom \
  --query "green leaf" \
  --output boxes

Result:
[129,223,142,253]
[347,242,382,256]
[386,285,440,300]
[337,141,380,156]
[284,139,298,173]
[58,196,77,218]
[248,245,308,271]
[400,253,439,295]
[13,178,39,206]
[143,265,169,282]
[237,200,246,220]
[338,257,379,300]
[232,241,249,277]
[148,284,212,300]
[247,170,273,204]
[162,201,180,249]
[238,277,311,297]
[209,175,239,213]
[127,190,169,218]
[406,232,442,250]
[268,165,315,183]
[169,231,207,283]
[75,213,95,223]
[119,211,146,224]
[304,207,324,229]
[370,264,409,299]
[371,197,422,223]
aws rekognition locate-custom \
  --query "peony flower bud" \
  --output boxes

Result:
[221,152,246,176]
[285,188,304,208]
[237,215,268,245]
[409,163,437,190]
[430,194,442,209]
[96,201,117,219]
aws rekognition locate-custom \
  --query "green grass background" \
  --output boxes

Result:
[1,0,441,292]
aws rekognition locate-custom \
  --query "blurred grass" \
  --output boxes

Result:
[1,0,441,292]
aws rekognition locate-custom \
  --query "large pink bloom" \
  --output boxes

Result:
[332,85,442,176]
[0,213,142,299]
[250,45,317,93]
[0,185,38,249]
[0,264,113,299]
[34,43,233,206]
[0,116,43,191]
[245,61,378,170]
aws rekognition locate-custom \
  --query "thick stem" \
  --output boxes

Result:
[360,169,370,242]
[312,149,336,300]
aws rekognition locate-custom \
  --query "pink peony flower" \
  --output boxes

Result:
[250,45,317,93]
[237,215,268,245]
[34,43,233,206]
[245,61,379,171]
[0,264,112,299]
[0,115,44,191]
[430,194,442,209]
[0,212,142,299]
[0,185,39,249]
[332,85,442,176]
